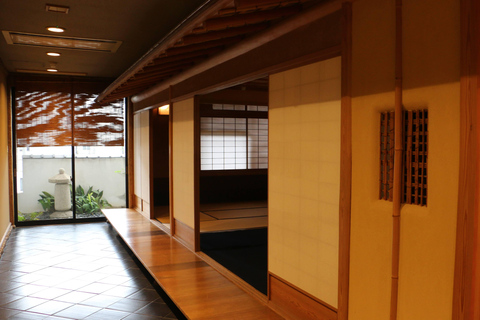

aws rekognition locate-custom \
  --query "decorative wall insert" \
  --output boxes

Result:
[380,109,428,205]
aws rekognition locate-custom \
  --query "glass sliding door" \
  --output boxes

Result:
[72,83,126,219]
[13,78,126,224]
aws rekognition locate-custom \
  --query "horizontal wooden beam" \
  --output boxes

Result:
[234,0,303,11]
[204,5,301,31]
[182,23,269,45]
[96,0,233,103]
[165,35,244,56]
[131,0,342,105]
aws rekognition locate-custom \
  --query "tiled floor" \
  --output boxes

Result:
[0,222,182,320]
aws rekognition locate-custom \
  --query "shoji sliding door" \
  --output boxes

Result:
[13,79,126,223]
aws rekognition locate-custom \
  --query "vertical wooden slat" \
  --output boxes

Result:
[194,96,201,252]
[391,0,403,318]
[169,87,175,235]
[453,0,479,318]
[127,98,136,209]
[338,2,352,320]
[405,111,412,203]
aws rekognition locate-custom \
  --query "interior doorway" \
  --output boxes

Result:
[152,105,171,228]
[12,78,127,224]
[197,78,269,295]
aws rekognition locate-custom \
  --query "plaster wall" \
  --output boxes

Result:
[349,0,460,319]
[172,98,195,228]
[269,57,341,307]
[133,110,151,215]
[0,66,10,243]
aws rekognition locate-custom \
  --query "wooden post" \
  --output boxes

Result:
[452,0,479,319]
[338,2,352,320]
[391,0,403,319]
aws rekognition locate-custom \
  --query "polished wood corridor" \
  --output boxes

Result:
[103,209,283,320]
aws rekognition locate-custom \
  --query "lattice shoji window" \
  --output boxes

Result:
[379,109,428,206]
[403,110,428,205]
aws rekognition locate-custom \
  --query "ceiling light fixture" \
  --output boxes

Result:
[47,68,58,72]
[47,52,61,57]
[46,26,65,33]
[158,104,170,115]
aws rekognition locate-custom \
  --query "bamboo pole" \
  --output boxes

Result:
[391,0,403,319]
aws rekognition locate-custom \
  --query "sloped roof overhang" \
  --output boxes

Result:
[97,0,343,110]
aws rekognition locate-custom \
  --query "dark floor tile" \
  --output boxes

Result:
[122,313,164,320]
[78,282,117,294]
[135,301,172,317]
[0,292,23,306]
[54,304,101,319]
[6,284,46,297]
[27,300,73,315]
[106,297,151,313]
[163,312,178,320]
[126,289,160,302]
[79,294,122,308]
[2,296,48,311]
[0,307,21,319]
[56,291,96,304]
[0,280,24,293]
[28,287,71,300]
[4,311,46,320]
[83,308,131,320]
[102,285,139,298]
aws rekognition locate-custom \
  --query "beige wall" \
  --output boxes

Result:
[133,110,151,216]
[172,98,195,228]
[350,0,460,319]
[269,57,341,307]
[0,65,11,244]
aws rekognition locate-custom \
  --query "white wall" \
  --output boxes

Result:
[0,65,11,241]
[17,157,126,213]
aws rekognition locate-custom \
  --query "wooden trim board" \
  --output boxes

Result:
[338,3,352,320]
[452,0,479,319]
[268,273,337,320]
[174,218,195,252]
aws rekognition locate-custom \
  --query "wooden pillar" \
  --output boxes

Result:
[452,0,479,319]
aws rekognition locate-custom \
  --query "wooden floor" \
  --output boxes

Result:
[103,208,283,320]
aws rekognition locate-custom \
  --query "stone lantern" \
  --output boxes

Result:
[48,168,71,211]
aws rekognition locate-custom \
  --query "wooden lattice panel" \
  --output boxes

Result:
[380,109,428,206]
[380,111,395,201]
[403,110,428,206]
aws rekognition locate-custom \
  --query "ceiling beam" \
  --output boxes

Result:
[204,5,301,31]
[181,23,269,45]
[165,35,244,56]
[131,0,342,105]
[234,0,302,11]
[97,0,233,103]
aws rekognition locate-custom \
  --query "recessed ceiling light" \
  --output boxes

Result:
[45,4,70,14]
[47,52,61,57]
[47,68,58,72]
[46,26,65,33]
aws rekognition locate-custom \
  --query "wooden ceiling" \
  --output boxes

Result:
[98,0,324,103]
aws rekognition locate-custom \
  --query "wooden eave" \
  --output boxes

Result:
[97,0,328,104]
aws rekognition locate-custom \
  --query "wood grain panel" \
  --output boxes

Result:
[174,218,195,251]
[103,208,282,319]
[452,0,479,319]
[268,273,337,320]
